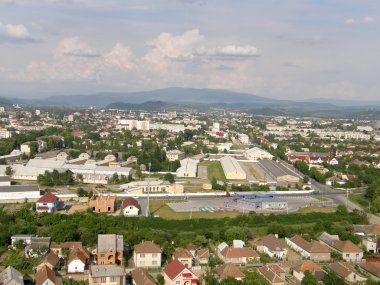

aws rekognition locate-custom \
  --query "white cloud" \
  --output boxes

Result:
[197,45,259,57]
[0,22,30,39]
[13,30,259,92]
[345,17,375,25]
[363,16,375,24]
[14,37,135,82]
[54,37,100,58]
[344,18,356,24]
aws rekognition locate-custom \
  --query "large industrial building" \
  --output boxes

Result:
[120,179,184,194]
[244,147,274,161]
[6,154,133,184]
[0,185,40,200]
[220,156,246,180]
[237,198,288,210]
[176,158,198,178]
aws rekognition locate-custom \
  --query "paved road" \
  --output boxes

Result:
[278,159,380,224]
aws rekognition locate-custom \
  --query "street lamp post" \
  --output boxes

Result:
[146,162,151,217]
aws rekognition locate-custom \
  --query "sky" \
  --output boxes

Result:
[0,0,379,100]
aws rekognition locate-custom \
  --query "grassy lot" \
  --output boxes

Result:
[349,194,370,210]
[297,206,336,214]
[313,196,329,202]
[247,164,261,180]
[201,161,226,181]
[184,184,210,193]
[149,200,239,220]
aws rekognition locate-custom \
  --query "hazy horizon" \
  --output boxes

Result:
[0,0,379,101]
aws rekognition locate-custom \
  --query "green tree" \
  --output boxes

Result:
[156,274,164,285]
[5,166,12,176]
[336,205,348,216]
[322,270,346,285]
[372,197,380,213]
[164,173,175,183]
[301,271,319,285]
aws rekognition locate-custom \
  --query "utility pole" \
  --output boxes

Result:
[146,162,151,217]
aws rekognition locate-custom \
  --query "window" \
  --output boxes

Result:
[140,253,145,258]
[93,278,98,283]
[152,253,157,258]
[152,261,157,265]
[101,277,106,283]
[176,281,180,285]
[110,277,116,282]
[346,254,350,257]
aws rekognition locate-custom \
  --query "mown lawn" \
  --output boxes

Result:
[201,161,226,181]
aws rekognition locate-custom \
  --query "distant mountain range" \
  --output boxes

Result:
[1,87,380,117]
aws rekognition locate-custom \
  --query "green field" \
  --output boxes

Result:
[201,161,226,181]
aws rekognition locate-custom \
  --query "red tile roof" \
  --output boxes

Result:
[122,198,141,210]
[164,259,189,281]
[37,192,59,203]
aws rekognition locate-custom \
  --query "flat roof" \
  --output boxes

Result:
[0,185,40,193]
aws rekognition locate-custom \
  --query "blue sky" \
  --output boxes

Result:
[0,0,379,100]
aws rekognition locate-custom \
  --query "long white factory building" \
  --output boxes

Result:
[220,156,247,180]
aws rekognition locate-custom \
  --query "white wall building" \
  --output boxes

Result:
[244,147,274,161]
[176,158,198,178]
[220,156,246,180]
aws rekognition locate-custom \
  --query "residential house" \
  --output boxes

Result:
[50,241,83,258]
[25,237,51,257]
[166,150,185,162]
[195,248,209,265]
[0,266,24,285]
[97,234,124,265]
[354,224,380,237]
[163,259,198,285]
[292,261,325,282]
[329,262,366,284]
[256,234,287,260]
[217,243,260,265]
[133,241,162,269]
[89,195,116,213]
[360,262,380,280]
[285,235,331,261]
[36,192,60,213]
[215,263,245,281]
[36,252,60,271]
[35,265,62,285]
[67,247,89,274]
[173,248,193,268]
[10,234,35,249]
[89,265,126,285]
[258,265,285,285]
[324,240,363,263]
[130,268,157,285]
[362,237,378,253]
[121,198,141,217]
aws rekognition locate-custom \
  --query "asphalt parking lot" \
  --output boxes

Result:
[258,159,302,179]
[166,196,328,214]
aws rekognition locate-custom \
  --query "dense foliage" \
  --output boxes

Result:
[0,204,368,253]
